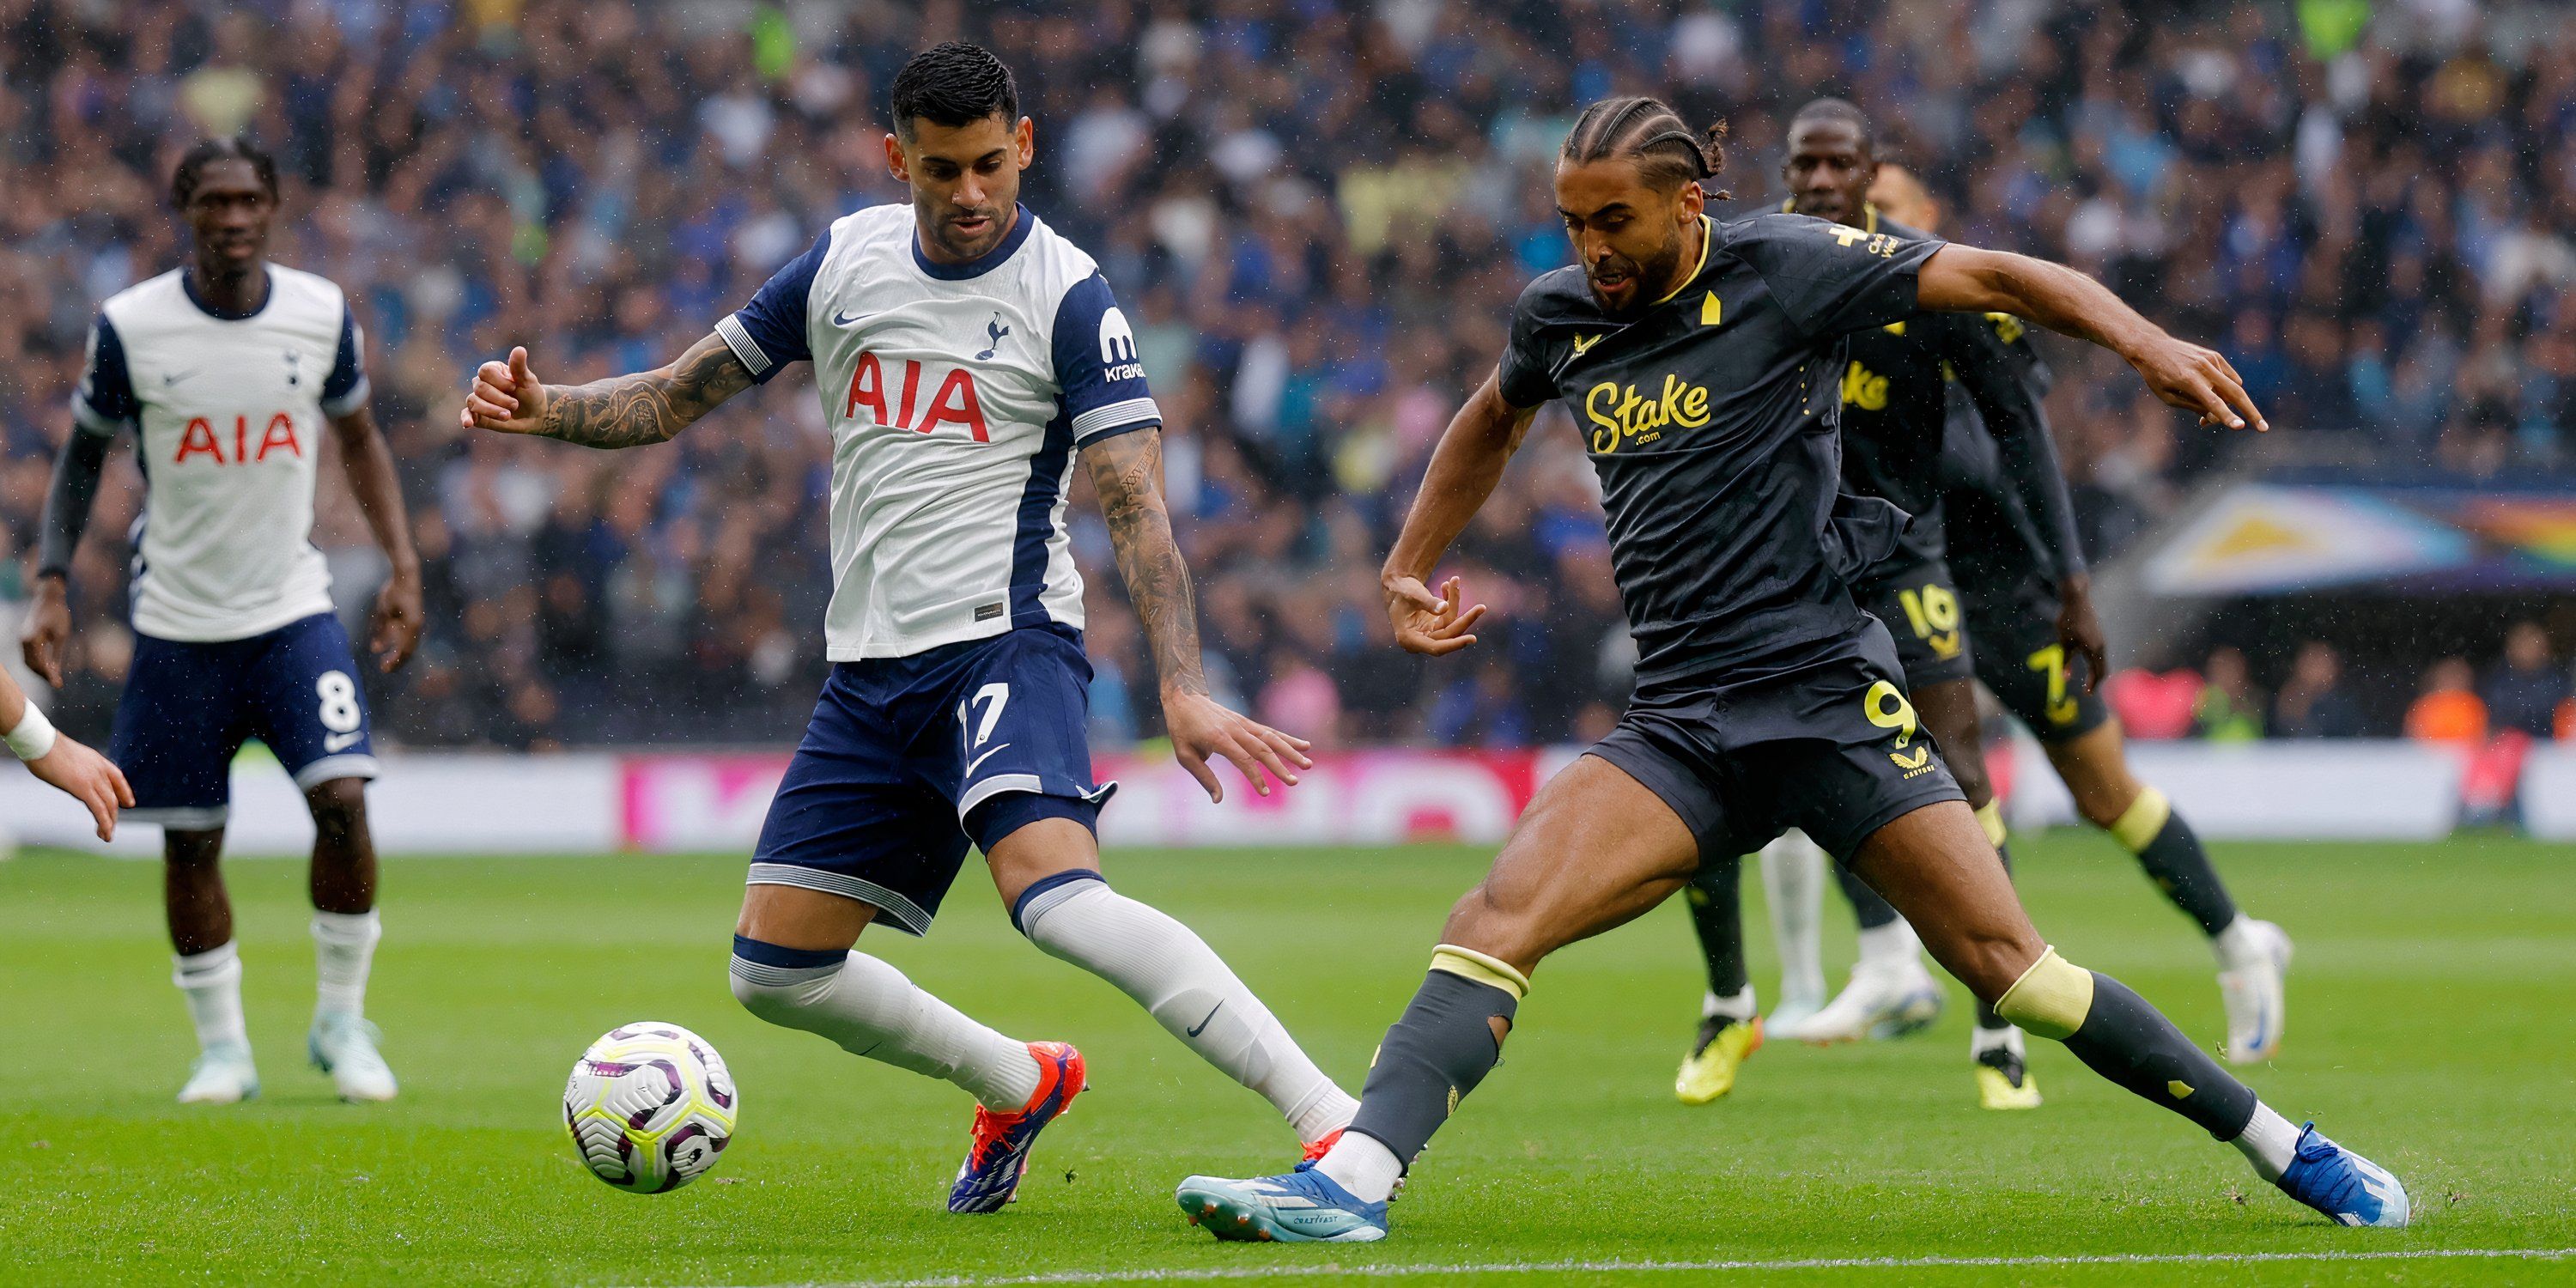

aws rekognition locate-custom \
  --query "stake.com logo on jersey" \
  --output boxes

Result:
[842,354,991,441]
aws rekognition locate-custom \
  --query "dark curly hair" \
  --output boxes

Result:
[171,136,279,210]
[889,42,1019,140]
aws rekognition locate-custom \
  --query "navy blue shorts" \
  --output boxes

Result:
[747,625,1114,936]
[113,611,378,830]
[1589,621,1965,865]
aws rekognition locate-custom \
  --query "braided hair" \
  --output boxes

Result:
[1560,96,1730,198]
[171,137,278,210]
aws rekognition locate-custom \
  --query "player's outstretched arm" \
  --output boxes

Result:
[20,428,112,688]
[1083,428,1312,803]
[460,333,754,449]
[1379,370,1536,656]
[1917,245,2267,433]
[1,665,131,841]
[327,404,424,672]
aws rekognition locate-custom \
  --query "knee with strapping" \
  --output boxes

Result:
[1993,946,2096,1041]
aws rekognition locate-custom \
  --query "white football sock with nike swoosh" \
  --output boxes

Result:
[1021,875,1356,1144]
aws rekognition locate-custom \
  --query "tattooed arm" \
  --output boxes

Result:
[459,333,756,448]
[1082,428,1311,803]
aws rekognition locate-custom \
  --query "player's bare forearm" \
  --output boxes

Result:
[328,407,419,577]
[1084,428,1208,700]
[1916,245,2265,430]
[35,428,110,584]
[538,334,754,449]
[1382,371,1537,585]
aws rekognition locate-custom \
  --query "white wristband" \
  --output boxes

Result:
[6,704,58,762]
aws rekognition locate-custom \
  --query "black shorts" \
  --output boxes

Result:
[1590,623,1966,864]
[1961,572,2113,744]
[1853,552,1978,690]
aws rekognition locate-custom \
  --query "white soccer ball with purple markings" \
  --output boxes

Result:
[563,1022,738,1194]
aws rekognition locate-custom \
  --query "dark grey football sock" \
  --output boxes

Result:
[2130,805,2240,937]
[1834,860,1902,930]
[1685,857,1749,999]
[1347,957,1522,1166]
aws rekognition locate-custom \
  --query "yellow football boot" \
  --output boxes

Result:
[1674,1015,1763,1104]
[1974,1041,2043,1110]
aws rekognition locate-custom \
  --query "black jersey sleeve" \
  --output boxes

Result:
[1936,311,2086,578]
[1495,281,1558,409]
[1723,213,1946,337]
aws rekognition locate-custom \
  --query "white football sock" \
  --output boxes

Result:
[1971,1022,2023,1060]
[2231,1101,2300,1182]
[1315,1130,1404,1203]
[173,941,248,1052]
[1758,830,1827,1011]
[730,950,1041,1110]
[1855,916,1923,969]
[1702,984,1757,1023]
[311,909,380,1020]
[2212,914,2264,967]
[1022,877,1357,1144]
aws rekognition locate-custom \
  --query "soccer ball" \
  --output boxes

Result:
[562,1022,738,1194]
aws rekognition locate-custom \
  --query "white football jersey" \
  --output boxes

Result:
[718,204,1159,660]
[73,265,367,643]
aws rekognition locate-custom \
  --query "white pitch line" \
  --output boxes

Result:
[692,1246,2576,1288]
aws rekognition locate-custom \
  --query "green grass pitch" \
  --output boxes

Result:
[3,832,2573,1286]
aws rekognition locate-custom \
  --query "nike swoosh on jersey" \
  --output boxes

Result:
[324,731,366,753]
[963,742,1013,777]
[832,310,875,326]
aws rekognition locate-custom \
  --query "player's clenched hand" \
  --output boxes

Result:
[460,346,549,434]
[2056,574,2109,693]
[27,733,132,841]
[2127,335,2267,433]
[1385,574,1485,657]
[1163,691,1313,804]
[371,568,424,673]
[19,578,70,689]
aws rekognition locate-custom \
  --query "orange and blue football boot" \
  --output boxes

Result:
[948,1041,1085,1213]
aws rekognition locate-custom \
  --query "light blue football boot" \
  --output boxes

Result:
[1176,1162,1389,1242]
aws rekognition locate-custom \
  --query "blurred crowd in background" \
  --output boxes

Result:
[4,0,2576,751]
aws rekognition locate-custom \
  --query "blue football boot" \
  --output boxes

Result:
[2275,1122,2409,1227]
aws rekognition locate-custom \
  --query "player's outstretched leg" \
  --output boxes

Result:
[1674,855,1761,1104]
[166,828,258,1104]
[993,818,1356,1153]
[304,779,396,1103]
[730,886,1075,1214]
[1755,829,1827,1029]
[2044,725,2291,1062]
[1850,801,2407,1227]
[1177,756,1699,1242]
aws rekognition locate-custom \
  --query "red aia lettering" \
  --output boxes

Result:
[174,416,221,464]
[844,352,885,422]
[920,368,989,441]
[844,355,987,441]
[256,413,301,461]
[173,414,301,465]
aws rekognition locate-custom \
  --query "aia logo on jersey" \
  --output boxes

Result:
[843,353,989,441]
[173,413,301,465]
